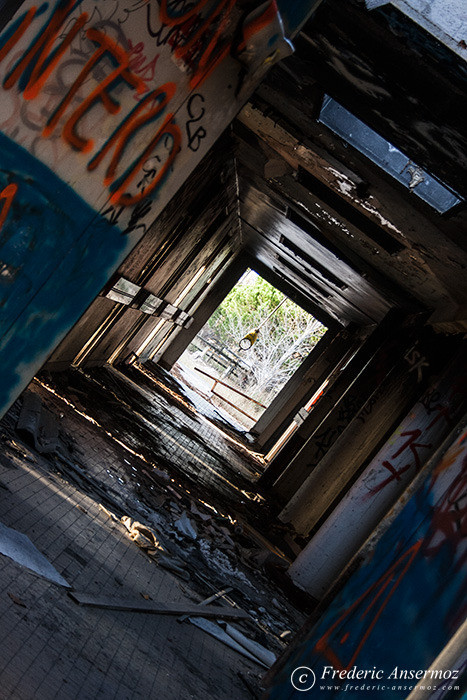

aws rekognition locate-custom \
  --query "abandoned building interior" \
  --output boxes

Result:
[0,0,466,698]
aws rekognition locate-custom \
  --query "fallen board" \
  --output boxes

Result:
[69,592,249,620]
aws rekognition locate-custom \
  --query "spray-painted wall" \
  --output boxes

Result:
[284,351,466,600]
[0,0,310,417]
[267,422,467,698]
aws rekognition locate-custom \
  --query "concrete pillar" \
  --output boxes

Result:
[157,256,246,370]
[287,349,466,598]
[258,327,367,488]
[252,329,349,450]
[278,355,423,532]
[272,314,412,501]
[264,415,467,697]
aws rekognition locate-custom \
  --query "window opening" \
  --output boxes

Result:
[319,96,461,214]
[174,270,327,430]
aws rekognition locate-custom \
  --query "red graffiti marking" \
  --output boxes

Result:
[368,429,432,496]
[127,39,160,86]
[0,6,37,64]
[314,541,422,671]
[87,83,175,174]
[0,7,181,207]
[0,183,18,233]
[375,460,411,490]
[424,463,467,569]
[238,0,279,47]
[392,429,431,470]
[158,0,237,89]
[178,0,236,89]
[0,4,182,206]
[109,113,181,206]
[86,82,180,206]
[0,0,278,206]
[166,15,198,51]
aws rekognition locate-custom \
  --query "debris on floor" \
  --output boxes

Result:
[174,512,198,540]
[16,390,59,454]
[0,521,70,588]
[121,516,165,555]
[0,363,309,698]
[7,592,27,608]
[186,617,276,668]
[219,622,277,667]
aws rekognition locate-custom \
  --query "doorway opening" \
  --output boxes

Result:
[173,270,327,431]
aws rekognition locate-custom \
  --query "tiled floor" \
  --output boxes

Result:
[0,440,262,700]
[0,365,301,699]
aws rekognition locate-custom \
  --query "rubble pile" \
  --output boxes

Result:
[2,379,307,669]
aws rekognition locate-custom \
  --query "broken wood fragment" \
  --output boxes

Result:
[177,586,234,623]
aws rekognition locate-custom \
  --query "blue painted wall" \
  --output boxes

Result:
[0,133,125,410]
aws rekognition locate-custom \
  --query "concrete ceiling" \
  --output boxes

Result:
[145,0,467,335]
[226,0,467,333]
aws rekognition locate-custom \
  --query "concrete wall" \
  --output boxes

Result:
[267,416,467,698]
[286,349,466,593]
[0,0,309,416]
[44,142,237,369]
[366,0,467,59]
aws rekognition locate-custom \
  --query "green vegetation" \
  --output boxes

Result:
[205,274,326,399]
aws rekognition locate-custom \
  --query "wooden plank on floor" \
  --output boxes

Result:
[69,592,249,619]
